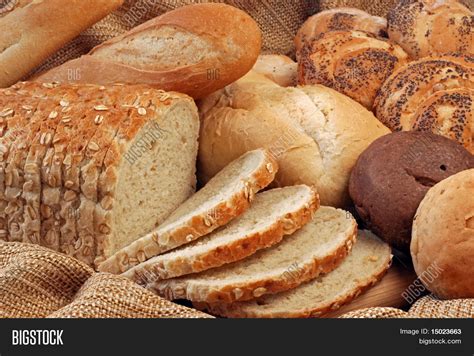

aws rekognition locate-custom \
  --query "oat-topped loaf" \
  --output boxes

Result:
[0,82,199,267]
[387,0,473,59]
[297,30,408,109]
[374,55,473,153]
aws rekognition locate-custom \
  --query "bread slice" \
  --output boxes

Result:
[98,149,278,274]
[125,185,319,285]
[196,230,392,318]
[149,206,356,303]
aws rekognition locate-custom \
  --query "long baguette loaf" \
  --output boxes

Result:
[34,3,262,99]
[0,0,123,87]
[0,82,199,267]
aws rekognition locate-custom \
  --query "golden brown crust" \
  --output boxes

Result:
[0,0,123,87]
[34,3,262,99]
[295,7,387,53]
[98,149,279,275]
[374,55,473,153]
[387,0,473,59]
[297,30,408,109]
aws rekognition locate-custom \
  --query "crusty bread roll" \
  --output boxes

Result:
[411,169,474,299]
[297,30,408,109]
[251,55,297,87]
[0,0,123,87]
[198,73,390,207]
[374,55,473,153]
[35,3,262,99]
[294,7,388,53]
[388,0,473,59]
[0,82,199,267]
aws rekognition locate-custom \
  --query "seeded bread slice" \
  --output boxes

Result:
[149,206,356,302]
[196,230,392,318]
[125,185,319,285]
[99,149,278,274]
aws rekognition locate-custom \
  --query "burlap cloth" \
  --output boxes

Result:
[1,0,473,318]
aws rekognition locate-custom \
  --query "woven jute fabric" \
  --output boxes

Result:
[0,242,212,318]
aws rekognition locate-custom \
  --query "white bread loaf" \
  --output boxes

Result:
[198,73,390,207]
[34,3,262,99]
[0,0,123,87]
[251,55,297,87]
[149,207,356,303]
[98,149,278,274]
[0,82,199,267]
[196,230,392,318]
[124,185,319,285]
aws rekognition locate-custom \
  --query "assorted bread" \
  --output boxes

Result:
[297,30,408,109]
[411,169,474,299]
[34,3,262,99]
[0,0,123,88]
[198,73,390,208]
[387,0,473,59]
[98,149,278,274]
[349,131,474,251]
[0,81,199,267]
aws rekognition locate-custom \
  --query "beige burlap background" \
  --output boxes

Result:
[1,0,473,318]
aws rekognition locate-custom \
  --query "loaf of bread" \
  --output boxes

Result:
[251,55,297,87]
[34,3,262,99]
[387,0,473,59]
[297,30,408,109]
[0,82,199,267]
[374,55,473,153]
[198,73,390,207]
[0,0,123,88]
[412,169,474,299]
[349,131,474,251]
[295,7,388,53]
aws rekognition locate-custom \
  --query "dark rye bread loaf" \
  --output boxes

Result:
[349,131,474,251]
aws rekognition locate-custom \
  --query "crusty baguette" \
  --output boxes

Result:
[149,207,356,303]
[125,185,319,286]
[34,3,262,99]
[198,73,390,207]
[98,149,278,274]
[0,0,123,88]
[196,230,392,318]
[0,82,200,267]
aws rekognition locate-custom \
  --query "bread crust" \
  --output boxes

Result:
[297,30,408,109]
[251,55,297,87]
[0,0,123,87]
[387,0,473,59]
[98,149,278,274]
[34,3,262,99]
[295,7,387,53]
[148,207,354,303]
[374,55,473,153]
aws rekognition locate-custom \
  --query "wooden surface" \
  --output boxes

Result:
[324,258,418,318]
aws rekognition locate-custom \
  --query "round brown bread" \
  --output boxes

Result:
[297,30,408,109]
[349,131,474,251]
[295,7,387,53]
[411,169,474,299]
[387,0,473,59]
[374,55,474,153]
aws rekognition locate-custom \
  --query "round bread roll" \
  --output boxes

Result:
[294,7,387,53]
[297,30,408,109]
[387,0,473,59]
[251,54,297,87]
[374,55,473,154]
[349,131,474,251]
[411,169,474,299]
[199,73,390,208]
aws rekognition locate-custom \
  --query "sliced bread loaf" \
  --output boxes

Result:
[195,230,392,318]
[125,185,319,285]
[99,149,278,274]
[149,206,356,302]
